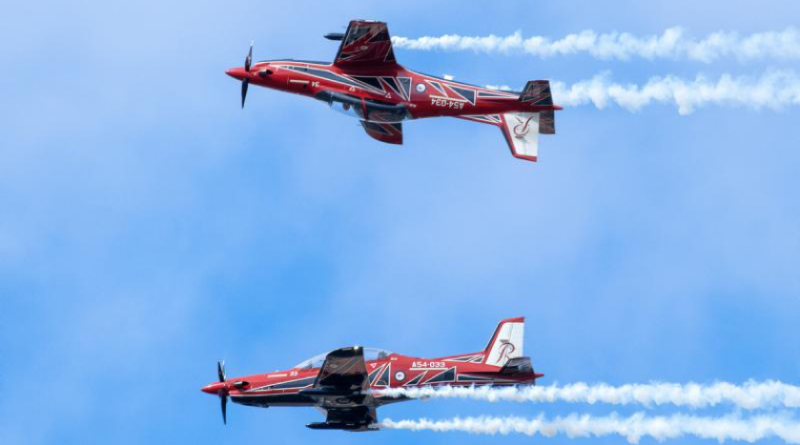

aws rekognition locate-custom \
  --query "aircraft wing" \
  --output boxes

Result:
[334,20,397,68]
[302,346,379,431]
[360,121,403,145]
[315,346,369,390]
[299,346,369,398]
[307,406,379,432]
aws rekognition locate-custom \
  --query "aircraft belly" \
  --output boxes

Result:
[231,393,315,408]
[362,116,410,124]
[451,103,521,117]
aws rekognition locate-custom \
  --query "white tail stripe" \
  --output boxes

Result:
[484,320,525,367]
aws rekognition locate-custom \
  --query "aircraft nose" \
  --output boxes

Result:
[225,67,248,80]
[201,382,225,395]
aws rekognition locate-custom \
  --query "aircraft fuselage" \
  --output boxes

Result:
[202,350,541,410]
[225,60,559,123]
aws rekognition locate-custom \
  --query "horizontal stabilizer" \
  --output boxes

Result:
[519,80,553,106]
[500,356,533,374]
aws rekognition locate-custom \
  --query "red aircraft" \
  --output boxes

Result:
[201,317,542,431]
[226,20,561,162]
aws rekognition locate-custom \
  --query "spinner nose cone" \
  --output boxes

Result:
[201,382,225,395]
[225,67,247,80]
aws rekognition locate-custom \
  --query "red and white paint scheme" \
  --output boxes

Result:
[201,317,542,431]
[226,20,562,162]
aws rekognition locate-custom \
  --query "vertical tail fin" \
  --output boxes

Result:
[483,317,525,367]
[500,113,541,161]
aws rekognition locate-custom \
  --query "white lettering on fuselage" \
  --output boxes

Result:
[411,361,447,370]
[431,98,465,109]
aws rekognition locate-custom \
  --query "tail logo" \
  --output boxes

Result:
[497,340,516,362]
[513,116,534,138]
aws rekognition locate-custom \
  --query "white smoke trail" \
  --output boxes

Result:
[550,70,800,114]
[392,28,800,62]
[377,381,800,410]
[382,413,800,443]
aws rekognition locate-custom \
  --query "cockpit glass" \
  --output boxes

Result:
[294,347,393,371]
[363,347,393,361]
[294,352,328,371]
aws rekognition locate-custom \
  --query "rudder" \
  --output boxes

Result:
[539,109,555,134]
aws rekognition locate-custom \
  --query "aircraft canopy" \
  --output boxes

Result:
[294,347,393,370]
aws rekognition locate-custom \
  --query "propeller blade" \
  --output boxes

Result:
[217,360,226,382]
[245,41,253,72]
[220,393,228,425]
[237,42,253,109]
[241,79,249,108]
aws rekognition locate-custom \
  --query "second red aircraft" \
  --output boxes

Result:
[226,20,561,162]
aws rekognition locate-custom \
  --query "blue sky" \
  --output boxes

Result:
[1,1,799,444]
